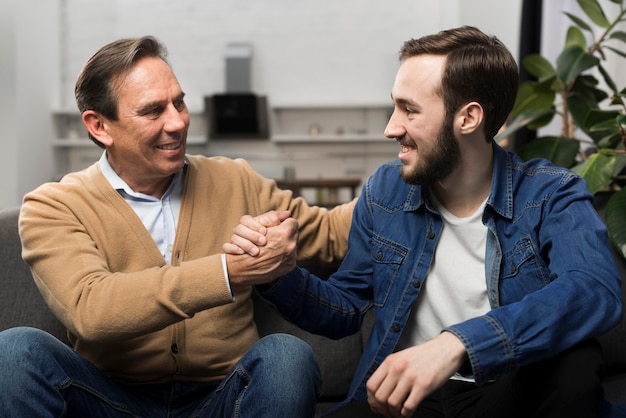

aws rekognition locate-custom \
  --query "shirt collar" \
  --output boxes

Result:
[98,151,187,200]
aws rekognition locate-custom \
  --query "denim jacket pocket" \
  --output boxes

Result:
[499,236,549,303]
[371,235,408,307]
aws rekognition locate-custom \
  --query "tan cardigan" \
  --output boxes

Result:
[19,155,353,384]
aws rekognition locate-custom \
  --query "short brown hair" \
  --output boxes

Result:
[400,26,519,141]
[75,36,168,147]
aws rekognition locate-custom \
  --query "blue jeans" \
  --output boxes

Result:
[0,327,321,417]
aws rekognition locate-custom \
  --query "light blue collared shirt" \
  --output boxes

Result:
[98,152,232,297]
[99,152,184,265]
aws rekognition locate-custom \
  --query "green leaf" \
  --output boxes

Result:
[528,112,558,130]
[522,54,556,79]
[494,109,555,142]
[618,114,626,130]
[606,45,626,59]
[517,136,580,167]
[564,12,593,32]
[574,74,608,103]
[615,153,626,173]
[565,26,588,49]
[572,152,616,193]
[577,0,611,28]
[556,46,600,84]
[589,118,619,132]
[609,30,626,43]
[597,132,622,148]
[567,88,606,139]
[598,64,618,92]
[512,80,557,115]
[605,187,626,261]
[584,109,621,132]
[584,110,622,147]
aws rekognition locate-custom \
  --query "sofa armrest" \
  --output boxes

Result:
[0,207,68,342]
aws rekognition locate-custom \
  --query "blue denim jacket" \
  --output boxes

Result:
[263,142,622,406]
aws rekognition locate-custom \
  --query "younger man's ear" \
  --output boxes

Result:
[82,111,113,147]
[457,101,484,135]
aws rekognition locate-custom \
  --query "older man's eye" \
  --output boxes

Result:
[140,106,162,117]
[174,99,186,112]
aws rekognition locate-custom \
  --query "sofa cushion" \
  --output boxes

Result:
[0,207,67,342]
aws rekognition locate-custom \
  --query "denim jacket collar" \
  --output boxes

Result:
[488,142,514,220]
[407,142,514,220]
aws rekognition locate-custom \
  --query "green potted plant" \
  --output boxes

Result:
[496,0,626,260]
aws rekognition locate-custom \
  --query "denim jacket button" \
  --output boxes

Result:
[510,265,516,274]
[413,280,421,288]
[391,323,401,332]
[375,251,383,260]
[427,231,435,239]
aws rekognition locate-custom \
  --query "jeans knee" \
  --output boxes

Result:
[244,334,320,388]
[0,327,56,360]
[231,334,321,417]
[0,327,65,391]
[260,334,318,372]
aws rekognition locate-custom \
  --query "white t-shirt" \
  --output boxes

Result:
[396,194,490,381]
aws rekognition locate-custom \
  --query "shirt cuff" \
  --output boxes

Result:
[221,253,234,300]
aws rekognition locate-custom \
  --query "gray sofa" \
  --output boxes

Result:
[0,206,371,416]
[1,205,624,415]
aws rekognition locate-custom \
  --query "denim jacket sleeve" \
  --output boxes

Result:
[260,185,376,339]
[445,157,623,385]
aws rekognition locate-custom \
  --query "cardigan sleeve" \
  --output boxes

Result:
[19,173,234,343]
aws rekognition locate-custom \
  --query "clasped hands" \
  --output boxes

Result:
[223,210,469,418]
[222,210,296,289]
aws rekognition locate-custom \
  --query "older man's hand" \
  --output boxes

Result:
[223,210,290,256]
[225,214,298,288]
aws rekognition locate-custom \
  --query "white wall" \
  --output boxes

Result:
[58,0,522,111]
[1,0,57,209]
[1,0,523,208]
[0,0,18,208]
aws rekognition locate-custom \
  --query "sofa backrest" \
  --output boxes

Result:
[0,207,67,341]
[2,204,625,394]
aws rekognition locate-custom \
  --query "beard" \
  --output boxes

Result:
[400,112,461,186]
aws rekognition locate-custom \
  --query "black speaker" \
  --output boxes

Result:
[206,94,269,140]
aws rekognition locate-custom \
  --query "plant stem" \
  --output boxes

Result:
[588,8,626,55]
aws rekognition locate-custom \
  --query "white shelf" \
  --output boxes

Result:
[51,104,393,175]
[270,105,391,141]
[272,134,388,143]
[52,135,207,147]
